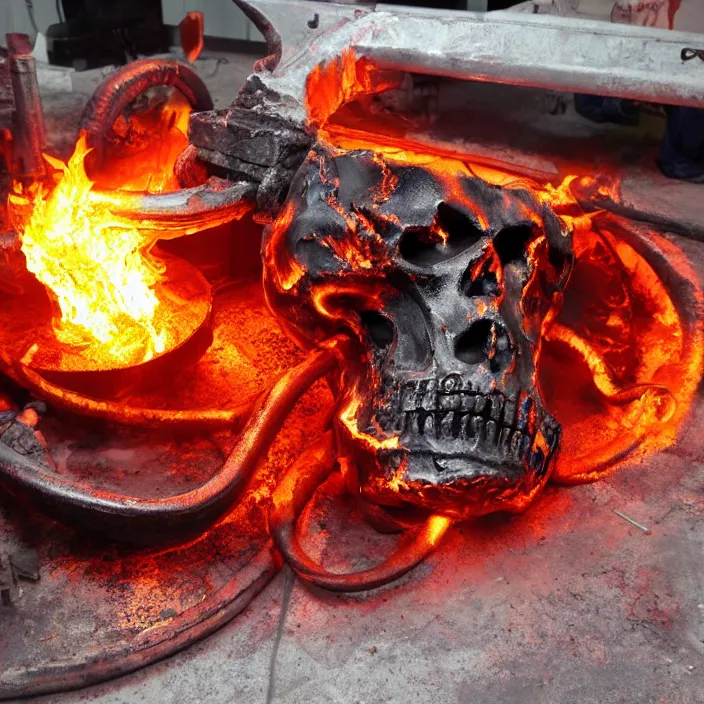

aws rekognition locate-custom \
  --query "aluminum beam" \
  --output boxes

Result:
[235,0,704,112]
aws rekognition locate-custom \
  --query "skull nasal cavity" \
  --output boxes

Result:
[360,310,395,348]
[455,319,513,371]
[399,203,484,266]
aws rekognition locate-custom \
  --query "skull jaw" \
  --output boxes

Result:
[352,453,555,520]
[337,390,560,519]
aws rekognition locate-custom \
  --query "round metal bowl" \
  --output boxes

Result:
[0,249,213,399]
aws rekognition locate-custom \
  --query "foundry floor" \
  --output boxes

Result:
[17,44,704,704]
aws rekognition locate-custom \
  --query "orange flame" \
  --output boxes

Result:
[7,92,196,368]
[93,92,191,194]
[10,135,169,366]
[306,50,404,128]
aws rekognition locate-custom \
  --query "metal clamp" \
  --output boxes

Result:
[681,47,704,63]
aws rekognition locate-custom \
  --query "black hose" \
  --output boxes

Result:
[24,0,39,35]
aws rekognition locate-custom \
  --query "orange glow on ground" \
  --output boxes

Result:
[425,515,453,545]
[545,219,703,484]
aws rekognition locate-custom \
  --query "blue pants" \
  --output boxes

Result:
[658,107,704,180]
[574,94,639,126]
[575,95,704,181]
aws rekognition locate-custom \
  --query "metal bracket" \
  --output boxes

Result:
[233,0,704,109]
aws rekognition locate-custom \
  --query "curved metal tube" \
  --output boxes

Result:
[570,178,704,242]
[270,431,452,592]
[235,1,704,113]
[11,362,255,430]
[88,178,257,237]
[79,58,213,150]
[0,545,277,700]
[546,322,676,421]
[0,344,338,543]
[74,57,255,236]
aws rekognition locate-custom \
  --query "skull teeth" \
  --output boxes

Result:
[486,420,497,445]
[376,381,560,468]
[406,410,533,451]
[392,382,524,428]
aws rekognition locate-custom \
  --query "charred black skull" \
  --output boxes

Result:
[263,144,574,519]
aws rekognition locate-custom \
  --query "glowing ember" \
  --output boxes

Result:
[11,135,169,366]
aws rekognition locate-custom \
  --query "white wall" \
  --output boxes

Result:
[509,0,704,33]
[161,0,262,41]
[0,0,60,39]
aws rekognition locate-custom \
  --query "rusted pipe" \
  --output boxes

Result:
[88,177,257,236]
[7,34,46,181]
[79,58,213,152]
[11,361,256,430]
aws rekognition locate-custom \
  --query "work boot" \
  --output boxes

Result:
[574,94,640,127]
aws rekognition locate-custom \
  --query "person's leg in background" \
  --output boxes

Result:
[577,0,703,182]
[631,0,704,183]
[574,93,640,126]
[658,107,704,183]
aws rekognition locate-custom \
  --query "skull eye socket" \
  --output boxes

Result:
[399,203,484,266]
[492,225,535,266]
[360,310,395,349]
[461,258,500,298]
[548,249,573,289]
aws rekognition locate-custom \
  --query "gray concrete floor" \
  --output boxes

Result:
[13,48,704,704]
[26,384,704,704]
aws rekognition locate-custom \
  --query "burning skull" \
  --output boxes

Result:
[264,143,574,520]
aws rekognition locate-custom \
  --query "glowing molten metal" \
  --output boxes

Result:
[263,134,703,521]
